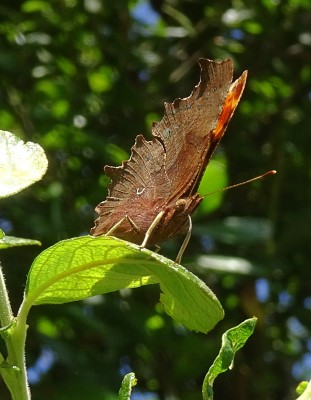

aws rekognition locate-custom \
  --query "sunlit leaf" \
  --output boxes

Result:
[22,0,50,13]
[118,373,137,400]
[105,143,129,165]
[0,234,41,249]
[0,131,48,198]
[87,66,115,93]
[243,21,262,34]
[198,158,228,214]
[202,318,257,400]
[297,381,309,396]
[51,99,69,118]
[25,236,224,333]
[296,380,311,400]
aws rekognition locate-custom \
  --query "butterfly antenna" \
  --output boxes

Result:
[204,170,277,197]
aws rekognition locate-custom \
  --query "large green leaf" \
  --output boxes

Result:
[0,131,48,198]
[24,236,224,333]
[202,318,257,400]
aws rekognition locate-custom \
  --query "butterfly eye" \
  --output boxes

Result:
[175,199,187,207]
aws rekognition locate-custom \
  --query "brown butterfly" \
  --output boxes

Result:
[91,58,247,262]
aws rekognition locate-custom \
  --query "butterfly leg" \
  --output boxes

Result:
[175,215,192,264]
[140,210,165,248]
[153,245,161,253]
[106,215,139,236]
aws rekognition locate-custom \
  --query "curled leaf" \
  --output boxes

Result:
[202,317,257,400]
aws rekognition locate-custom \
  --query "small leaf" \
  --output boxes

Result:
[198,158,228,214]
[22,0,50,13]
[0,361,20,371]
[202,317,257,400]
[0,319,17,338]
[87,66,115,93]
[196,216,273,244]
[24,236,224,333]
[296,381,311,400]
[118,373,137,400]
[0,235,41,250]
[196,255,257,276]
[0,131,48,198]
[297,382,310,396]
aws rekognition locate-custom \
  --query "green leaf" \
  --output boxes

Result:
[297,382,309,396]
[195,216,273,244]
[87,66,115,93]
[195,254,258,276]
[197,158,228,215]
[162,4,196,36]
[296,381,311,400]
[202,318,257,400]
[0,131,48,198]
[105,143,129,165]
[22,0,50,13]
[118,373,137,400]
[24,236,224,333]
[0,235,41,250]
[0,360,20,372]
[0,319,16,338]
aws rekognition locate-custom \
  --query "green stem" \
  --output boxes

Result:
[0,262,31,400]
[4,317,30,400]
[0,261,13,326]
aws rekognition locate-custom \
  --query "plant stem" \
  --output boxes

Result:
[0,262,31,400]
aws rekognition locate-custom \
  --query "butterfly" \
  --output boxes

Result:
[91,58,247,262]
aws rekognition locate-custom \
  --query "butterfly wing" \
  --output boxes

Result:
[91,134,173,243]
[152,58,247,200]
[91,59,247,246]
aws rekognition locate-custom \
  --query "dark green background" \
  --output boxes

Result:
[0,0,310,399]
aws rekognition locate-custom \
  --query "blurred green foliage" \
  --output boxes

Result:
[0,0,310,399]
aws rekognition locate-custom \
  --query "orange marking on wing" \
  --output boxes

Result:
[212,71,247,142]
